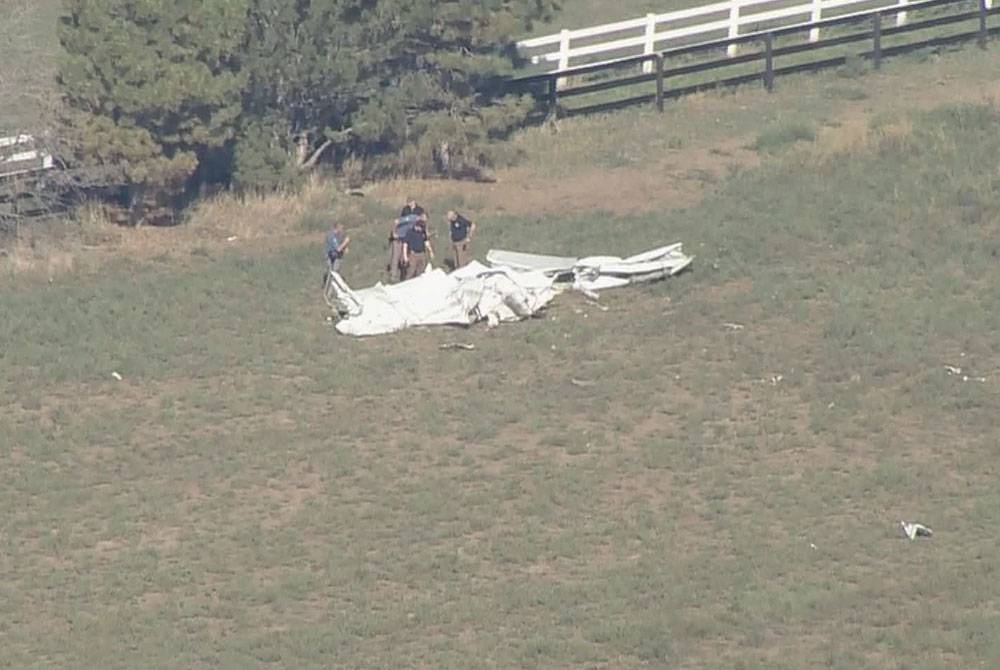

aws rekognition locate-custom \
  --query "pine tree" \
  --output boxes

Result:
[233,0,558,187]
[58,0,559,206]
[59,0,248,220]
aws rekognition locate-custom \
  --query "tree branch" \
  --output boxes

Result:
[299,138,333,169]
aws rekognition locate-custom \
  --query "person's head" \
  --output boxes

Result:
[446,210,457,222]
[407,198,417,209]
[332,222,344,234]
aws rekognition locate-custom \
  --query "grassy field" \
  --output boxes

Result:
[4,40,1000,665]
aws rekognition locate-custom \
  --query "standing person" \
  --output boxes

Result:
[402,216,433,279]
[400,198,424,218]
[325,222,350,274]
[446,210,476,269]
[387,213,418,283]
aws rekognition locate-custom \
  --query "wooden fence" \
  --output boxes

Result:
[506,0,999,117]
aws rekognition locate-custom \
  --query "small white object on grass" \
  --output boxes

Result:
[111,371,123,381]
[900,521,933,541]
[439,342,475,351]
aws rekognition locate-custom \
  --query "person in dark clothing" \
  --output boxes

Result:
[387,213,421,283]
[446,210,476,269]
[402,218,434,279]
[400,198,425,219]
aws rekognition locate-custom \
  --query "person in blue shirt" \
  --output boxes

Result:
[325,222,350,274]
[387,212,421,283]
[446,210,476,269]
[402,218,434,279]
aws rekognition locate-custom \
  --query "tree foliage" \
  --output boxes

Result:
[59,0,249,217]
[57,0,557,216]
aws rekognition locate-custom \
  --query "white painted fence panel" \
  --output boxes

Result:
[517,0,918,73]
[0,135,54,179]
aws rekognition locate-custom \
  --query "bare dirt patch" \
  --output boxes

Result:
[369,137,759,219]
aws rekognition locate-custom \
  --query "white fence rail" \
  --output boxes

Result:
[0,135,54,180]
[517,0,989,73]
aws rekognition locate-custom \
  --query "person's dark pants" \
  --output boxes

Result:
[387,240,404,283]
[323,254,342,287]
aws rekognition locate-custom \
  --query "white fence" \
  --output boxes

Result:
[0,135,54,180]
[517,0,992,73]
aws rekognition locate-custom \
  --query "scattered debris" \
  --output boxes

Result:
[570,378,596,388]
[944,364,987,382]
[439,342,475,351]
[769,374,784,385]
[722,322,745,331]
[110,371,123,381]
[809,543,818,550]
[900,521,933,541]
[226,235,238,242]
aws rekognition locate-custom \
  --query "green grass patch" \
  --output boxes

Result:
[751,118,817,152]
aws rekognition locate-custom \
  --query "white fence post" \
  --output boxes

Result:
[897,0,908,25]
[809,0,823,41]
[643,13,657,74]
[727,0,741,57]
[557,29,571,89]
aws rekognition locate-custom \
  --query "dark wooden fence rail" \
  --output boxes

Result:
[505,0,1000,118]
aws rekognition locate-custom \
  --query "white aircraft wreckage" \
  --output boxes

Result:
[325,243,693,337]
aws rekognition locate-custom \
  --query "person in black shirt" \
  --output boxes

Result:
[402,218,434,279]
[400,198,425,219]
[446,210,476,269]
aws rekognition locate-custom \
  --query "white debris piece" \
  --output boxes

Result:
[485,249,578,275]
[439,342,475,351]
[900,521,933,541]
[488,243,692,296]
[328,261,556,337]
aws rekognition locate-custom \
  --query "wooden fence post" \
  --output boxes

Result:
[979,0,988,48]
[643,14,657,74]
[763,33,775,92]
[547,76,559,118]
[873,13,883,69]
[727,0,741,56]
[655,54,665,112]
